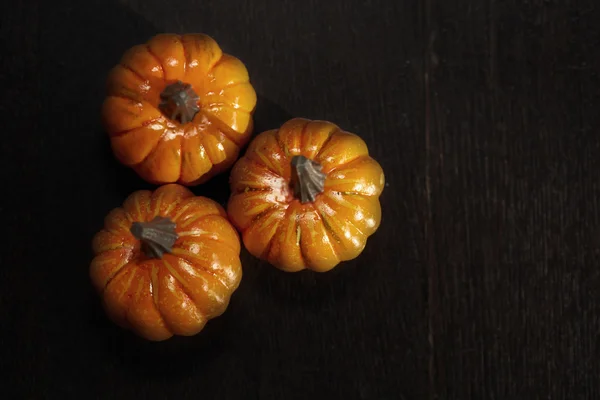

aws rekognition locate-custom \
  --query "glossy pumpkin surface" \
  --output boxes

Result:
[90,184,242,341]
[227,118,385,272]
[102,33,257,185]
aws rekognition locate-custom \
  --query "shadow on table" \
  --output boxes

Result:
[86,288,233,378]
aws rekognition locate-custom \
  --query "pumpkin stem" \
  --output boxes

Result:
[159,80,200,124]
[291,155,327,203]
[130,216,179,259]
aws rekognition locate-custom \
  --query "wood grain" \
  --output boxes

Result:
[425,1,600,398]
[1,0,599,399]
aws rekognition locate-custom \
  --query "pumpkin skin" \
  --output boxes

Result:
[102,33,257,186]
[90,184,242,341]
[227,118,385,272]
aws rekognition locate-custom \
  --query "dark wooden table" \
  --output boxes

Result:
[2,0,600,398]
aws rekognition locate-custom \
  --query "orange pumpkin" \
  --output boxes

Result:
[102,33,257,185]
[227,118,385,272]
[90,184,242,341]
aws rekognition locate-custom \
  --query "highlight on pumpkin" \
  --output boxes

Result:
[89,184,243,341]
[226,118,385,273]
[101,33,257,186]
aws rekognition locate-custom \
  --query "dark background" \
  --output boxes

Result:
[2,0,600,398]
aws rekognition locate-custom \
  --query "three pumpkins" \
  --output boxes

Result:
[91,33,385,341]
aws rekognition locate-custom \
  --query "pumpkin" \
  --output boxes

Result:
[102,33,257,186]
[227,118,385,272]
[90,184,242,341]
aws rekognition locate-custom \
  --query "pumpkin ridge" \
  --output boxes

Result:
[107,93,147,107]
[275,119,308,158]
[202,125,238,168]
[171,199,196,221]
[302,122,338,160]
[312,207,341,259]
[255,147,283,176]
[171,196,225,222]
[268,130,287,175]
[178,136,185,182]
[178,131,212,185]
[103,95,163,128]
[209,123,237,147]
[175,255,231,307]
[142,191,156,218]
[131,129,169,171]
[102,207,132,235]
[321,210,348,243]
[328,201,366,238]
[206,50,227,73]
[96,257,134,293]
[101,242,134,253]
[324,159,384,198]
[170,248,230,291]
[120,63,148,85]
[145,44,167,80]
[178,213,239,245]
[113,267,138,314]
[160,198,180,218]
[93,233,135,253]
[322,192,369,237]
[176,229,237,253]
[232,186,272,195]
[124,273,147,321]
[107,65,146,95]
[313,127,340,159]
[250,203,281,225]
[178,210,221,229]
[161,258,204,313]
[132,194,143,220]
[296,222,308,268]
[106,225,130,236]
[180,33,225,75]
[150,191,166,218]
[242,150,283,179]
[149,264,173,335]
[220,80,252,90]
[283,208,298,245]
[255,208,285,259]
[241,130,285,176]
[197,34,223,72]
[109,117,163,137]
[204,101,253,114]
[298,119,312,153]
[268,203,295,267]
[323,154,372,175]
[201,110,244,147]
[198,137,217,166]
[316,200,364,257]
[275,130,290,158]
[177,35,189,75]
